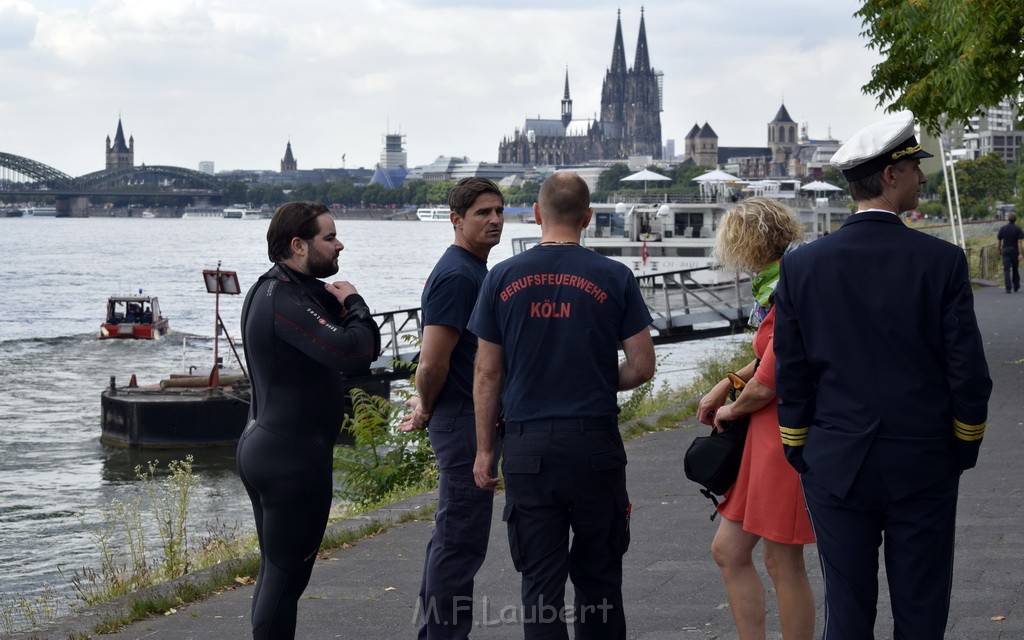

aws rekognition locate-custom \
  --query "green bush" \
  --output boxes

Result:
[333,388,437,507]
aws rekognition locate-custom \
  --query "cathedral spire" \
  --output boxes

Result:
[610,8,627,75]
[561,67,573,128]
[633,6,651,72]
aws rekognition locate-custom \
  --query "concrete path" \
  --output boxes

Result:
[10,284,1023,640]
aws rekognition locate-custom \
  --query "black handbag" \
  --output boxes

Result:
[684,372,749,518]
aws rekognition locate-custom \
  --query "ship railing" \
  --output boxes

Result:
[636,267,751,336]
[372,307,422,369]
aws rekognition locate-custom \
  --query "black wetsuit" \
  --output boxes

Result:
[236,264,380,640]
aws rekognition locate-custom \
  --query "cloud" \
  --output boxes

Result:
[0,0,39,49]
[0,0,885,177]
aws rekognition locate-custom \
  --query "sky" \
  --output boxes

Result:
[0,0,888,178]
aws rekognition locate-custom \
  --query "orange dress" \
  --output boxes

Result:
[717,306,815,545]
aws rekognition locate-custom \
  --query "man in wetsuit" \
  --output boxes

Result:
[471,172,655,639]
[399,177,505,639]
[237,201,380,640]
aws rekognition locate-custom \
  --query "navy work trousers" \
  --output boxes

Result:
[1002,249,1020,292]
[501,419,631,640]
[417,402,501,640]
[802,453,960,640]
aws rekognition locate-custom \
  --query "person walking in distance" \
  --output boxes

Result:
[773,111,992,639]
[997,212,1023,293]
[471,172,655,639]
[399,177,505,639]
[237,201,380,640]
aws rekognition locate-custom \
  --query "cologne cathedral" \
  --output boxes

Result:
[498,9,663,166]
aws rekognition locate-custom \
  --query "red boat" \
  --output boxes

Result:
[99,294,170,339]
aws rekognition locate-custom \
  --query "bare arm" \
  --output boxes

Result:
[473,338,503,490]
[697,358,759,425]
[398,324,459,431]
[618,327,655,391]
[712,378,775,429]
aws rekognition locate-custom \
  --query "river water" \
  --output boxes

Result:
[0,216,744,618]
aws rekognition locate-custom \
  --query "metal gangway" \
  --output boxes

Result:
[636,268,753,343]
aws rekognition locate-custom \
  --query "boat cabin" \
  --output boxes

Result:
[100,295,170,339]
[586,202,724,244]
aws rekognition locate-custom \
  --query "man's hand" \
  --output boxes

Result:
[397,396,432,432]
[474,451,499,491]
[324,281,358,306]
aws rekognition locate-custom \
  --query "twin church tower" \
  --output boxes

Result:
[498,9,663,166]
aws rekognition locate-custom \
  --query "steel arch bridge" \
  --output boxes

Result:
[75,165,223,190]
[0,153,222,193]
[0,152,74,189]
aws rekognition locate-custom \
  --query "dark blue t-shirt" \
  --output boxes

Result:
[422,245,488,405]
[997,222,1024,255]
[469,244,652,422]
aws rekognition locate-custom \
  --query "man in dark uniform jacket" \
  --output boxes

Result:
[773,110,992,639]
[470,172,655,640]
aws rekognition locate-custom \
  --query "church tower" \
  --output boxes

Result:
[105,117,134,170]
[623,7,662,158]
[560,69,573,128]
[599,10,629,141]
[768,104,797,176]
[281,141,297,172]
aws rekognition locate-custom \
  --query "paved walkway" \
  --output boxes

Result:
[11,285,1024,639]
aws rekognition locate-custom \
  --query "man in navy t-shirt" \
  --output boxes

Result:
[399,177,504,639]
[470,172,655,639]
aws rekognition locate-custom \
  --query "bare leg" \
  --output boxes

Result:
[711,516,765,640]
[763,540,815,640]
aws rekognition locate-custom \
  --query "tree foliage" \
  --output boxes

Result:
[857,0,1024,134]
[940,153,1015,218]
[596,163,633,193]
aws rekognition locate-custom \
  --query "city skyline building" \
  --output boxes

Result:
[497,9,663,167]
[920,97,1024,173]
[105,118,134,171]
[280,141,297,172]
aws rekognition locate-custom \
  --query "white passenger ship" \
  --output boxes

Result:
[223,205,264,220]
[415,207,451,222]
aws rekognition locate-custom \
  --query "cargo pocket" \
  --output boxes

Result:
[609,496,631,556]
[503,500,525,572]
[442,480,494,552]
[591,449,630,556]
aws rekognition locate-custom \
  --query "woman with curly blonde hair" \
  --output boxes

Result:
[697,197,815,639]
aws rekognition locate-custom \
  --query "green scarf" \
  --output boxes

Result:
[748,261,780,328]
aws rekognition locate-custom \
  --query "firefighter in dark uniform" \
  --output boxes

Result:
[470,172,655,640]
[773,110,992,639]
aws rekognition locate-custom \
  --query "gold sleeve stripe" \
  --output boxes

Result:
[779,425,808,447]
[954,419,986,442]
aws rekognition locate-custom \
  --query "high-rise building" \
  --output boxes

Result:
[198,161,215,175]
[920,97,1023,172]
[380,133,407,169]
[370,131,409,189]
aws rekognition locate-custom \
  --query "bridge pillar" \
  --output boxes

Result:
[57,196,90,217]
